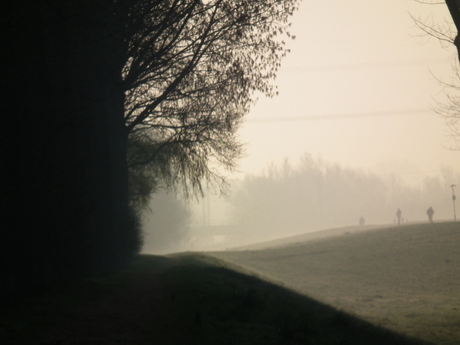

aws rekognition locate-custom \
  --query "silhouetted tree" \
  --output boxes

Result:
[0,0,300,299]
[1,1,141,297]
[123,0,300,201]
[412,1,460,148]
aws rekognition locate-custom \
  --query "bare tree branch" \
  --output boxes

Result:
[121,0,300,205]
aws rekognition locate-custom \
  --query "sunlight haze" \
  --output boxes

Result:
[145,1,460,253]
[236,0,459,183]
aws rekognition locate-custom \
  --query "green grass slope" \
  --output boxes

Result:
[210,222,460,345]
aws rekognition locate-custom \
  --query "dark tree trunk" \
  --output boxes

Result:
[445,0,460,62]
[0,0,138,299]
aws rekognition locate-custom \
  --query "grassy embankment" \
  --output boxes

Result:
[210,221,460,345]
[1,251,432,344]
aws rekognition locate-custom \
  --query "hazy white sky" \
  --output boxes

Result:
[235,0,460,184]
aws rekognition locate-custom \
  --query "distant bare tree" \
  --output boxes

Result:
[412,0,460,149]
[412,1,457,53]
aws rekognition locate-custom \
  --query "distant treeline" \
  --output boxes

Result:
[229,155,458,239]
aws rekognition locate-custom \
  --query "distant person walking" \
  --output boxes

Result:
[396,208,402,225]
[427,206,434,223]
[359,217,365,226]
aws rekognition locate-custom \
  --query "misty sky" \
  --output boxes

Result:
[235,1,460,184]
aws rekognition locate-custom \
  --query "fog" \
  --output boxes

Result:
[141,191,191,255]
[188,156,457,250]
[142,1,460,254]
[141,154,459,254]
[237,1,459,180]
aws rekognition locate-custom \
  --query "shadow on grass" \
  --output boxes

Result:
[0,254,433,345]
[160,253,432,345]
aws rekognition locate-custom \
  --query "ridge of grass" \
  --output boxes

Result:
[209,221,460,345]
[161,253,432,345]
[1,254,433,344]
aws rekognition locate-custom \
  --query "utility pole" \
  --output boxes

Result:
[451,184,457,221]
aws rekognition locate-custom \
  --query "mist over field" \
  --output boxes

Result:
[5,1,460,344]
[141,191,191,255]
[142,155,459,253]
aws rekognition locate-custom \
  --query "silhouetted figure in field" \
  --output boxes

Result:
[427,206,434,223]
[359,217,365,226]
[396,208,402,225]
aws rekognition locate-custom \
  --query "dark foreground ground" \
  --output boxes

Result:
[1,254,432,345]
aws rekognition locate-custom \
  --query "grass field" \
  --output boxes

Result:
[1,251,431,344]
[209,221,460,345]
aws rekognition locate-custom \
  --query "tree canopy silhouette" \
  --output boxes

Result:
[123,0,300,206]
[0,0,300,299]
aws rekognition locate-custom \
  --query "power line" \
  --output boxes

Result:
[281,57,451,72]
[246,108,434,123]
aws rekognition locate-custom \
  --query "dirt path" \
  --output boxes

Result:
[40,256,180,345]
